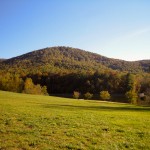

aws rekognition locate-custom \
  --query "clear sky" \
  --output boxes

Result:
[0,0,150,61]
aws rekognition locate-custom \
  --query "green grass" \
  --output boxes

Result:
[0,91,150,150]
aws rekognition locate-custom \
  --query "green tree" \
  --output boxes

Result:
[100,91,110,100]
[33,84,43,95]
[23,78,35,94]
[42,86,48,95]
[126,73,136,92]
[0,73,23,92]
[73,91,80,99]
[84,92,93,100]
[125,91,138,104]
[125,73,138,104]
[23,78,48,95]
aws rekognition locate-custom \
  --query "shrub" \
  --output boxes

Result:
[42,86,49,95]
[84,92,93,100]
[73,91,80,99]
[100,91,110,100]
[125,90,138,104]
[23,78,48,95]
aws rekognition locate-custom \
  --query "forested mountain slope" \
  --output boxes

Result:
[0,46,149,74]
[0,47,150,102]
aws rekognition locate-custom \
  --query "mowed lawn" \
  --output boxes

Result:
[0,91,150,150]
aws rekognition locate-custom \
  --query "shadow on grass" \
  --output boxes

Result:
[41,103,150,112]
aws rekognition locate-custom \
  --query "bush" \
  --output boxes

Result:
[125,90,138,104]
[73,91,80,99]
[84,92,93,100]
[23,78,48,95]
[42,86,49,95]
[100,91,110,100]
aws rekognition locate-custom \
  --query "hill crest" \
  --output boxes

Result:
[0,46,150,73]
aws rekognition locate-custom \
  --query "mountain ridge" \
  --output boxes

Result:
[0,46,150,74]
[2,47,150,62]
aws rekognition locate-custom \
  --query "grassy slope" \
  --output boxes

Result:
[0,91,150,150]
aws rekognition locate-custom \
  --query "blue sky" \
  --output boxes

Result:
[0,0,150,61]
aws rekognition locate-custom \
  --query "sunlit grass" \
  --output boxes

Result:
[0,91,150,150]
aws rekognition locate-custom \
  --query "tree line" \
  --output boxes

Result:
[0,70,149,105]
[0,73,48,95]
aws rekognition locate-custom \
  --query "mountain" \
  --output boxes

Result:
[0,46,149,74]
[0,59,6,62]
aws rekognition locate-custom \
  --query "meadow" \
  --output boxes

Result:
[0,91,150,150]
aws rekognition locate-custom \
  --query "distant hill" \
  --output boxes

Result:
[0,46,149,74]
[0,59,6,63]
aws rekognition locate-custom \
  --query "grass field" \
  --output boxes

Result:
[0,91,150,150]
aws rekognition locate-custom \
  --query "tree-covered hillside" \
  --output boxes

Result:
[0,46,149,104]
[0,46,149,74]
